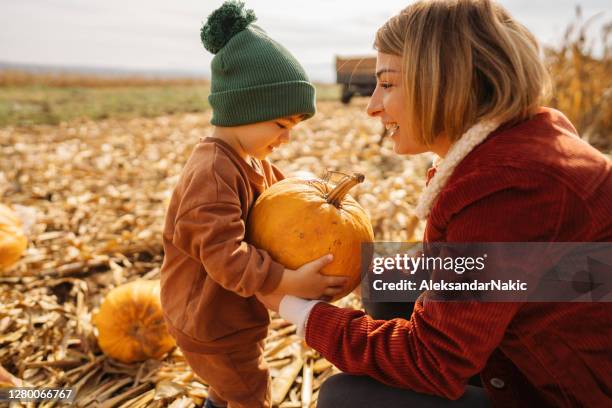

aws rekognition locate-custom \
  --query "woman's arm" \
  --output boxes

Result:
[304,300,519,400]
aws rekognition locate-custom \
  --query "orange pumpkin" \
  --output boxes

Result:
[0,204,28,271]
[247,173,374,300]
[93,279,175,363]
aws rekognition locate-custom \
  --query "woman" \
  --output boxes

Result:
[259,0,612,406]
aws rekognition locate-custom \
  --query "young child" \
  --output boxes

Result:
[159,2,347,407]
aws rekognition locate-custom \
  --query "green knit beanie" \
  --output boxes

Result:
[201,1,316,126]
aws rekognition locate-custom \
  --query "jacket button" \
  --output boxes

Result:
[490,378,505,389]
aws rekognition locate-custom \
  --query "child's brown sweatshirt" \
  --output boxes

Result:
[160,137,285,353]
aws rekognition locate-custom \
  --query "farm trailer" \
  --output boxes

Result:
[335,56,377,104]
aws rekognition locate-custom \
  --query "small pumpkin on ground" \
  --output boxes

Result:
[93,279,175,363]
[247,172,374,300]
[0,203,28,272]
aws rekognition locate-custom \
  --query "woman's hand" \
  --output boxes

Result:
[275,254,348,300]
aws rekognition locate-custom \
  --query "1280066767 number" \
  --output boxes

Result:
[0,387,76,402]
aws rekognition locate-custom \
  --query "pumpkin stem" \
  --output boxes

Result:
[326,173,365,208]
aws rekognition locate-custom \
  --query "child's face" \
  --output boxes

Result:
[235,115,303,160]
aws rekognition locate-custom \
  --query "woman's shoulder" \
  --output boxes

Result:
[453,108,610,200]
[429,110,611,238]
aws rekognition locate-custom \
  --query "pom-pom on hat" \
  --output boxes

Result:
[201,1,316,126]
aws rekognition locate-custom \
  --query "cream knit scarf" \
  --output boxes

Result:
[415,119,501,220]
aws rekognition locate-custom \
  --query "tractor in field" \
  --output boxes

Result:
[335,56,377,104]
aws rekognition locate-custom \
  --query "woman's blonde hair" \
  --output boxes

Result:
[375,0,550,144]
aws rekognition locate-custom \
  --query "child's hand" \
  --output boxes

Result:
[276,254,348,300]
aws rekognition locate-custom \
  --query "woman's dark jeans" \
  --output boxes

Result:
[316,300,490,407]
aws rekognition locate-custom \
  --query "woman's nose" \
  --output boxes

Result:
[367,86,383,117]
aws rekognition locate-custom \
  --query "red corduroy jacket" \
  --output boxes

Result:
[304,108,612,407]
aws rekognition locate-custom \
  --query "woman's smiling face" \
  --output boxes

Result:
[367,52,428,155]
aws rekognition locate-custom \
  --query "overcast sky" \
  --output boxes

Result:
[1,0,609,82]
